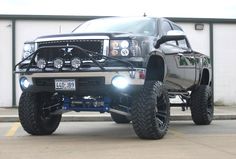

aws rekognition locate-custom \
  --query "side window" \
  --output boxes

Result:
[172,24,189,49]
[162,21,172,35]
[162,21,177,46]
[178,39,188,49]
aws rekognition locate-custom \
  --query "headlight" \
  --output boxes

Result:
[24,44,33,52]
[111,76,129,89]
[111,41,119,48]
[121,49,129,56]
[111,50,119,56]
[120,40,129,48]
[54,58,64,69]
[110,40,130,57]
[22,42,35,59]
[22,51,32,59]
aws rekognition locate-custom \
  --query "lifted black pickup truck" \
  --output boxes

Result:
[15,17,213,139]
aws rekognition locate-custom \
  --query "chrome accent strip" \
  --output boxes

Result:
[35,36,110,42]
[34,43,38,51]
[103,39,109,56]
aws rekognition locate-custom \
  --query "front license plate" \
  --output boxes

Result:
[55,79,76,91]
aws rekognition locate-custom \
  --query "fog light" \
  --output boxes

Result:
[112,76,129,89]
[71,58,81,69]
[37,59,46,69]
[54,58,63,69]
[20,77,30,89]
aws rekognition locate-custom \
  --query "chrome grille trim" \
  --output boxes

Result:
[35,36,110,42]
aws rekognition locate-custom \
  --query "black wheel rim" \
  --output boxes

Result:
[39,93,61,121]
[155,94,168,130]
[207,93,213,118]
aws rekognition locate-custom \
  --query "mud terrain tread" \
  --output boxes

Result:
[191,85,213,125]
[131,81,170,139]
[19,92,61,135]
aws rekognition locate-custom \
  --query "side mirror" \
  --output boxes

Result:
[155,30,186,49]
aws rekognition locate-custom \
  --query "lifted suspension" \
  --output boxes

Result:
[59,96,131,118]
[63,96,111,113]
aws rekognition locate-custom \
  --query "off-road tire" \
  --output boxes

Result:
[110,112,130,124]
[19,92,61,135]
[131,81,170,139]
[190,85,214,125]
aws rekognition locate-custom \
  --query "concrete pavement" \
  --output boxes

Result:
[1,105,236,122]
[1,121,236,159]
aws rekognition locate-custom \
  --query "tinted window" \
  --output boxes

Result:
[178,39,188,49]
[162,21,177,46]
[172,24,182,31]
[74,18,157,36]
[162,21,172,35]
[172,24,188,49]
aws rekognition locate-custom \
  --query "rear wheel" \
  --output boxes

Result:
[190,85,214,125]
[131,81,170,139]
[19,92,62,135]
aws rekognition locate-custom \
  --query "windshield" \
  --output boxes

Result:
[73,17,157,36]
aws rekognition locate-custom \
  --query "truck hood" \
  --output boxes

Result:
[35,32,136,42]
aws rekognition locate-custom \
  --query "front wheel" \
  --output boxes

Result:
[131,81,170,139]
[190,85,214,125]
[19,92,62,135]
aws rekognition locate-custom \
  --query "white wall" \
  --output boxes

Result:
[0,20,12,107]
[213,24,236,105]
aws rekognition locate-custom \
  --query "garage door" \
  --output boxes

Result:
[0,20,12,107]
[214,24,236,105]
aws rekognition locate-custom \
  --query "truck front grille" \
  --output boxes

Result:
[37,39,104,61]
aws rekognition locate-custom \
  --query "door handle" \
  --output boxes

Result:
[189,56,195,59]
[177,53,184,57]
